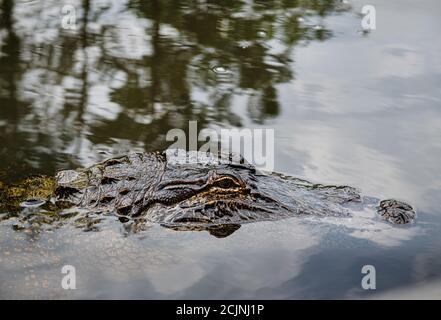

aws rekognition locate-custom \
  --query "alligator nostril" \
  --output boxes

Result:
[377,199,416,224]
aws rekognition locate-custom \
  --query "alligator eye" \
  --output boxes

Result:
[212,177,240,189]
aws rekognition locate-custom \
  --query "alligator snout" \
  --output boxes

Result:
[377,199,416,224]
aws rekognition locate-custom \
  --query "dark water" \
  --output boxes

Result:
[1,0,441,299]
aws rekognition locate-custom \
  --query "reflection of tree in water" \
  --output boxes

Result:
[0,0,350,178]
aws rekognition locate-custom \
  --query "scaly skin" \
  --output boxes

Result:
[0,150,416,237]
[0,150,419,299]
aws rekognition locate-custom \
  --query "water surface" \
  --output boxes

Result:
[0,0,441,299]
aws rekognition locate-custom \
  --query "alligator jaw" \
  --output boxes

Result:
[0,151,417,238]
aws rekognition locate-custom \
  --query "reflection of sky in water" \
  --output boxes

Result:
[1,0,441,298]
[2,208,438,299]
[273,0,441,214]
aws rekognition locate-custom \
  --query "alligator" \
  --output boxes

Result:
[0,150,416,238]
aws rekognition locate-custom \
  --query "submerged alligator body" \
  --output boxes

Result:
[0,150,416,237]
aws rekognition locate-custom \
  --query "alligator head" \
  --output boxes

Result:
[1,150,416,237]
[54,151,300,226]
